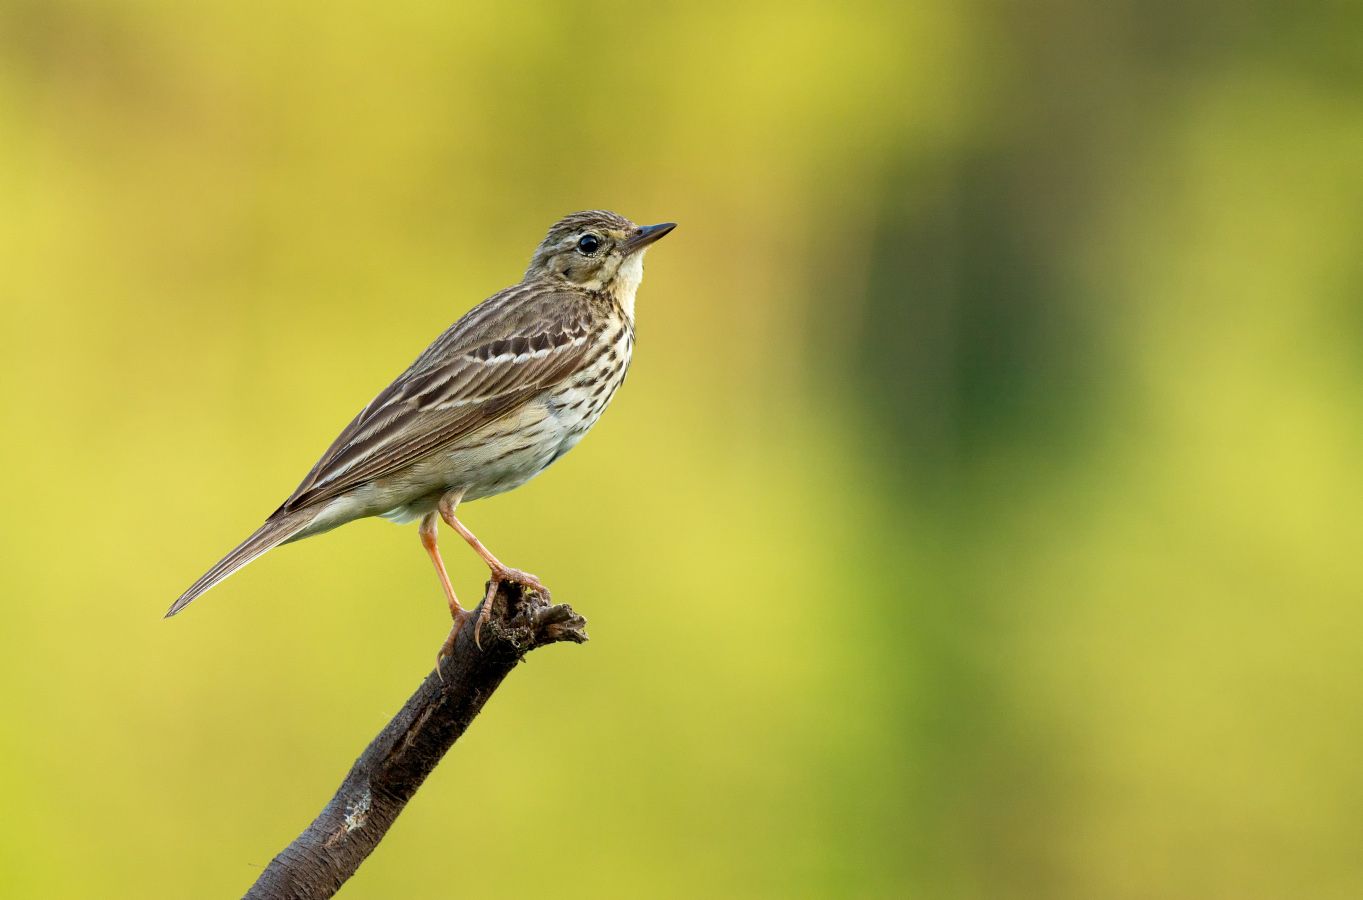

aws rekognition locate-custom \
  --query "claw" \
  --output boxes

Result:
[474,584,495,650]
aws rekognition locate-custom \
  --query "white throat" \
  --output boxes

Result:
[610,250,647,318]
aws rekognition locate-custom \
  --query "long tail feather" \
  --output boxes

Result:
[165,509,315,617]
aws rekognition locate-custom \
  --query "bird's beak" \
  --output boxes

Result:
[623,222,676,254]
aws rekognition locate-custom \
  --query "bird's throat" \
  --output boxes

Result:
[610,251,646,318]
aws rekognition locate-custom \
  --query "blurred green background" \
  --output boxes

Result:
[3,1,1363,897]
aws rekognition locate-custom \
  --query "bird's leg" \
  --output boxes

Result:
[437,492,549,649]
[420,512,465,619]
[420,512,471,669]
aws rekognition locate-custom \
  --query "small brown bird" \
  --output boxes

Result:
[167,210,675,655]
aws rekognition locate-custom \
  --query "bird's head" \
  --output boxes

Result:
[525,210,676,309]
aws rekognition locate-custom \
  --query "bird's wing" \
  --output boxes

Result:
[276,286,601,513]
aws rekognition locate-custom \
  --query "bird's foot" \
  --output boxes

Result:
[494,566,548,598]
[474,567,549,649]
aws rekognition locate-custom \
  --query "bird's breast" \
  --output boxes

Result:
[544,321,634,450]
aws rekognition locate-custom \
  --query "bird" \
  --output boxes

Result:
[167,210,675,658]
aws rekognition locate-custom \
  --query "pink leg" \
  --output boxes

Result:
[437,492,548,648]
[419,512,464,619]
[421,512,472,672]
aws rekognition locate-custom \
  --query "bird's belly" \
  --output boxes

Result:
[357,335,633,522]
[361,407,560,520]
[454,405,568,501]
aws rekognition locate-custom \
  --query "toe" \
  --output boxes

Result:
[508,568,546,592]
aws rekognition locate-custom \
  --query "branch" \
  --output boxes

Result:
[244,583,588,900]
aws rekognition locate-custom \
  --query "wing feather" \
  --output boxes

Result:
[276,287,600,513]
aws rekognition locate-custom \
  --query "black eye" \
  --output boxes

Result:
[577,234,600,255]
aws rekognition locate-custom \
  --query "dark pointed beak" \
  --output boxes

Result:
[623,222,676,254]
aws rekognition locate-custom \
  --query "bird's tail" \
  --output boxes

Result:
[164,508,316,617]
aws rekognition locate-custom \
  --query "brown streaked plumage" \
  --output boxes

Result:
[167,211,675,657]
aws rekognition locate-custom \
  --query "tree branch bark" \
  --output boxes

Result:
[243,583,587,900]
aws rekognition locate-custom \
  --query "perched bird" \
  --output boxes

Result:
[167,210,675,656]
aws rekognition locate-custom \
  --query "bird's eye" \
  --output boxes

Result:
[577,234,601,255]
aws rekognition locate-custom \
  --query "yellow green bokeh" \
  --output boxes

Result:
[2,2,1362,897]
